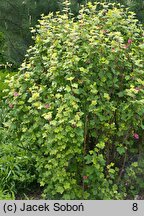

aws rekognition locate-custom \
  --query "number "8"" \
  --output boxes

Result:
[132,203,138,211]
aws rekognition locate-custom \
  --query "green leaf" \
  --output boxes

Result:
[116,146,125,155]
[64,182,71,190]
[96,142,105,149]
[57,186,64,194]
[66,77,74,81]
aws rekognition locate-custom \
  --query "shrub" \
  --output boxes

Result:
[2,1,144,199]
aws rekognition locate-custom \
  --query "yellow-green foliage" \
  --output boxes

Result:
[0,189,15,200]
[0,71,17,100]
[1,2,144,199]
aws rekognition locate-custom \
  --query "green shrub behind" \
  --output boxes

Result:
[2,2,144,199]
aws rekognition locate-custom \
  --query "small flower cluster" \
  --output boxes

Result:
[83,176,88,180]
[9,91,19,108]
[135,87,140,92]
[14,92,19,97]
[9,103,13,108]
[44,104,50,109]
[133,133,139,140]
[123,38,132,49]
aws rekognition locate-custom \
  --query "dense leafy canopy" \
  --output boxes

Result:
[0,0,143,69]
[1,1,144,199]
